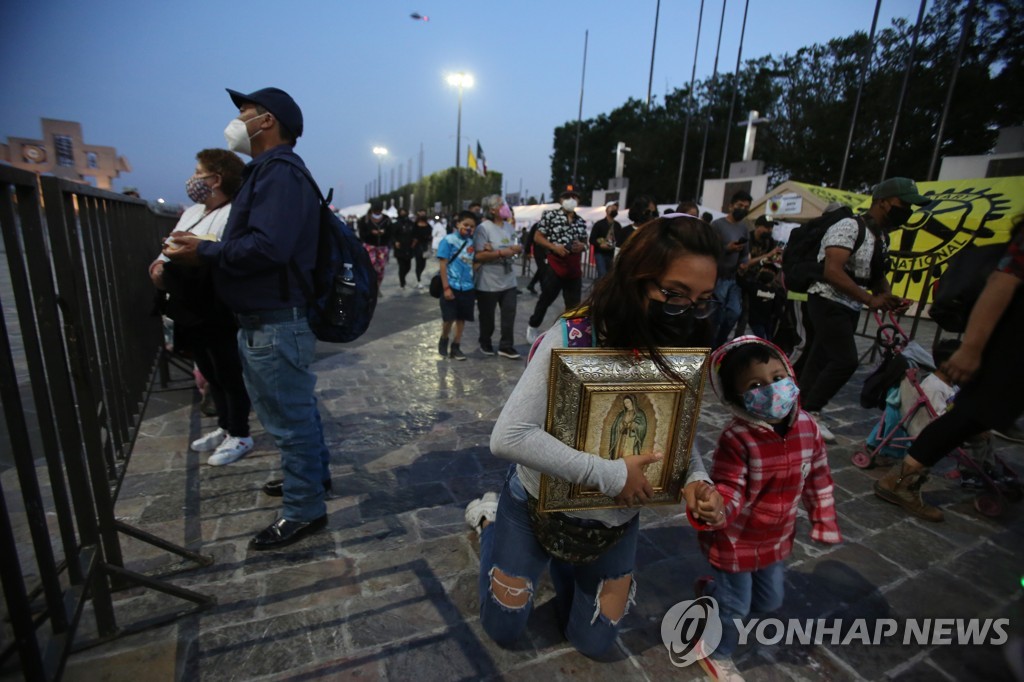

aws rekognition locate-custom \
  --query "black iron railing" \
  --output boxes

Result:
[0,166,213,681]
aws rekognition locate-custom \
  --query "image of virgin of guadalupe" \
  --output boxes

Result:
[608,394,648,460]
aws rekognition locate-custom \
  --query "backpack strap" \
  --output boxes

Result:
[561,315,595,347]
[253,156,327,304]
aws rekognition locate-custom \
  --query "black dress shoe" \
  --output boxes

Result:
[262,478,333,497]
[249,515,328,550]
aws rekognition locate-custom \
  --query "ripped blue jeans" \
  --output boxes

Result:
[478,466,639,658]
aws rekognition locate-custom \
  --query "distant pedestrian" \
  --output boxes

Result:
[589,201,618,279]
[525,220,547,294]
[358,200,393,291]
[474,195,523,359]
[525,190,588,343]
[392,207,416,290]
[412,212,433,289]
[437,211,478,361]
[710,190,753,348]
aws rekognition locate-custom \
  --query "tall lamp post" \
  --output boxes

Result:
[446,72,473,211]
[372,146,388,198]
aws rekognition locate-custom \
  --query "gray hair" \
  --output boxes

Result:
[481,194,503,213]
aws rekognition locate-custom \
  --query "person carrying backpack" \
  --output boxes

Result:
[164,87,332,550]
[798,177,929,442]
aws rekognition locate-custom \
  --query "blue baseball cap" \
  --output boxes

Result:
[226,87,303,139]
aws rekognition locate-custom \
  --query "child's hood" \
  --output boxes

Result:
[708,335,800,424]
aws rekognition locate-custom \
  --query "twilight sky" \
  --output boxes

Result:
[0,0,925,208]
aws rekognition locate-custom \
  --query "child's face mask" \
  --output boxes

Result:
[743,378,799,421]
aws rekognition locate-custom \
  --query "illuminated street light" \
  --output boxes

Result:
[445,72,473,210]
[373,146,388,197]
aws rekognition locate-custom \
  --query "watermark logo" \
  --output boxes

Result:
[660,596,722,667]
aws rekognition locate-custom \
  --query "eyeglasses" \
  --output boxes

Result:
[655,285,719,318]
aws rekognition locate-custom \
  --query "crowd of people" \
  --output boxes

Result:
[152,85,1021,680]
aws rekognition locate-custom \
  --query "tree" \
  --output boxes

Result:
[548,0,1022,200]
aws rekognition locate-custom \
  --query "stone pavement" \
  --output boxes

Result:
[11,263,1024,681]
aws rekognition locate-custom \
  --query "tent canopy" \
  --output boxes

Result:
[749,181,868,223]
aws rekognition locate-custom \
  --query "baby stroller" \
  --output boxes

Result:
[852,312,1021,517]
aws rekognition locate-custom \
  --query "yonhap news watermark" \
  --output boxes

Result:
[661,597,1010,667]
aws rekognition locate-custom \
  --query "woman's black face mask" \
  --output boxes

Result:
[646,299,696,346]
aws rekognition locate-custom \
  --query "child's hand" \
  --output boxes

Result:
[683,481,727,527]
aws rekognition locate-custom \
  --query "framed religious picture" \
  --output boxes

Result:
[538,347,709,513]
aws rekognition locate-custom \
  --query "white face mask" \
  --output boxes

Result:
[561,198,578,212]
[223,113,266,156]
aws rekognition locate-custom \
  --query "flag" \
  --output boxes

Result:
[467,145,478,173]
[476,141,487,176]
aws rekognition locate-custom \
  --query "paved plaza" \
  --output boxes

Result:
[5,263,1023,682]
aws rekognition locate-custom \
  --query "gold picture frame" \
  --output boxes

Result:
[538,347,710,513]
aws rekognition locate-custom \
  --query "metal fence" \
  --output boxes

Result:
[0,166,212,680]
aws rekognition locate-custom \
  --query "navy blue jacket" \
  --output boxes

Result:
[199,145,319,313]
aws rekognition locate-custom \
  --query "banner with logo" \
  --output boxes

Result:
[857,177,1023,302]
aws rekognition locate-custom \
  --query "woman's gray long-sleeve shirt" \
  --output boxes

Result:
[489,320,711,527]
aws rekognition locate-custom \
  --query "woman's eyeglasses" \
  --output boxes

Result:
[655,285,719,318]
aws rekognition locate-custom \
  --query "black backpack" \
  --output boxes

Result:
[928,242,1006,334]
[274,159,378,343]
[781,207,867,293]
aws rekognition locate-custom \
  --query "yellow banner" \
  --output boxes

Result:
[797,183,869,209]
[854,177,1023,302]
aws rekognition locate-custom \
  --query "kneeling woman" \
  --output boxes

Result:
[467,215,726,657]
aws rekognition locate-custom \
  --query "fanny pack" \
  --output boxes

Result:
[525,495,630,565]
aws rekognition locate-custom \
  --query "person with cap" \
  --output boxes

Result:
[525,190,589,343]
[798,177,929,442]
[163,86,331,550]
[589,201,619,279]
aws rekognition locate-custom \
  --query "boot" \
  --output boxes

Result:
[874,464,944,521]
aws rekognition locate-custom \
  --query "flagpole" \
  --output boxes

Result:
[572,29,589,190]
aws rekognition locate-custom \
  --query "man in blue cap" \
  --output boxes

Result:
[799,176,930,442]
[164,87,331,550]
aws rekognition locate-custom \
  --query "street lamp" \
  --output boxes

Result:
[373,146,388,197]
[445,72,473,210]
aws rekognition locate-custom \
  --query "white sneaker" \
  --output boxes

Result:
[810,412,836,443]
[698,649,745,682]
[207,436,254,466]
[464,492,499,532]
[190,427,226,452]
[415,282,424,290]
[525,325,540,344]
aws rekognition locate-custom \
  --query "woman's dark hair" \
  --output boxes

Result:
[718,343,782,405]
[456,210,478,224]
[196,149,245,198]
[579,215,722,381]
[628,195,656,225]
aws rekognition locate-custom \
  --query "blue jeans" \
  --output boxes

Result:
[713,278,743,347]
[478,467,639,658]
[237,314,330,523]
[595,251,614,279]
[707,561,785,658]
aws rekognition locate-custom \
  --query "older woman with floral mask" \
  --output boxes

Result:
[150,148,253,466]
